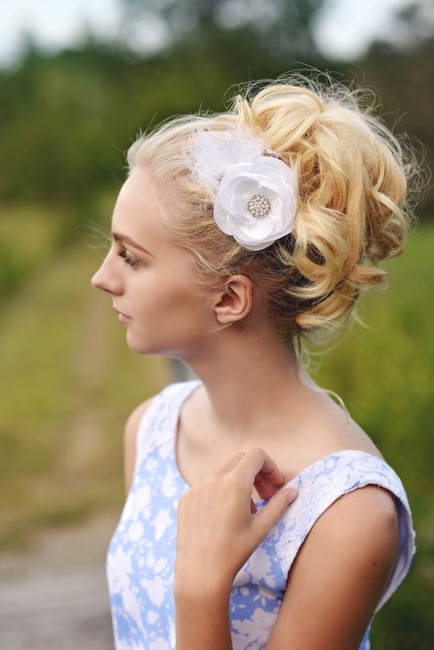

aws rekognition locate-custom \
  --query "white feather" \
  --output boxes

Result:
[187,127,271,199]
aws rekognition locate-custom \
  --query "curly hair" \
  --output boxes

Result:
[127,75,421,342]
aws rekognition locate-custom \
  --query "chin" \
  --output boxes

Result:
[125,331,148,355]
[125,329,200,359]
[125,331,166,356]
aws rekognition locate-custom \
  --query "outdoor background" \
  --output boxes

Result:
[0,0,433,648]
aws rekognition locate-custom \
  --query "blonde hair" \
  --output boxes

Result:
[127,76,420,342]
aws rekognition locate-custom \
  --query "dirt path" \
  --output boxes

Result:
[0,512,118,649]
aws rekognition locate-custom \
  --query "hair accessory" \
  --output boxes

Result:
[188,127,297,251]
[247,194,271,218]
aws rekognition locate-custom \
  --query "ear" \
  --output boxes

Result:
[213,275,254,325]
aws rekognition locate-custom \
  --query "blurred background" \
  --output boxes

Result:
[0,0,433,648]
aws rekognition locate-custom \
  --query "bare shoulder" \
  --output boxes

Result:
[316,485,400,554]
[295,486,400,595]
[266,486,400,650]
[124,397,155,494]
[335,400,383,452]
[303,387,385,460]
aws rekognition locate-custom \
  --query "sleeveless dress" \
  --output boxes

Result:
[107,381,415,650]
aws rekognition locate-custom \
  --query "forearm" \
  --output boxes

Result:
[174,584,233,650]
[173,451,296,649]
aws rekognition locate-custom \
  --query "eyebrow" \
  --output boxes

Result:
[112,232,155,257]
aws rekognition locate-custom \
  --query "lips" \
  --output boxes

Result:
[113,306,131,322]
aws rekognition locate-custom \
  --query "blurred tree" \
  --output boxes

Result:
[360,0,434,217]
[0,0,432,226]
[391,0,434,48]
[120,0,325,60]
[0,35,286,225]
[0,44,131,219]
[0,0,319,228]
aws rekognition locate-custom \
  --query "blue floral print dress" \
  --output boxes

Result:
[107,381,415,650]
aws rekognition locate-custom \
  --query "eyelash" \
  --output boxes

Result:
[118,250,140,268]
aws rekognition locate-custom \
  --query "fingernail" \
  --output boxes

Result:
[286,487,298,502]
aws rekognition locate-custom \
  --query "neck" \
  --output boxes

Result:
[182,324,310,441]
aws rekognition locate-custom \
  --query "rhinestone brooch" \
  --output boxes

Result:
[247,194,271,219]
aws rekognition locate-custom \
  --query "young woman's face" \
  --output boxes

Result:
[92,168,215,358]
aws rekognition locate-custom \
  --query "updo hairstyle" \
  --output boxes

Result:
[127,77,419,342]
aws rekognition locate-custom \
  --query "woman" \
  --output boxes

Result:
[92,78,417,650]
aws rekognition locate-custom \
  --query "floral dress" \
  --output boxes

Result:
[107,381,415,650]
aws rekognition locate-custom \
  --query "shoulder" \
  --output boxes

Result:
[311,485,399,561]
[267,486,400,649]
[123,380,201,493]
[125,397,155,447]
[289,482,400,583]
[275,448,408,568]
[124,381,197,451]
[124,397,155,493]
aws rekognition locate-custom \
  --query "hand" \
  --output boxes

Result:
[174,447,298,599]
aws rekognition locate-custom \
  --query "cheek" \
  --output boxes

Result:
[162,285,205,323]
[126,287,210,355]
[134,277,206,326]
[172,288,214,340]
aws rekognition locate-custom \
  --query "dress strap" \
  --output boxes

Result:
[135,380,202,467]
[272,450,415,610]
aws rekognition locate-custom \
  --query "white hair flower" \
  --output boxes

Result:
[214,157,297,251]
[188,128,297,251]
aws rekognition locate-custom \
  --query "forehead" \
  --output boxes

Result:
[112,168,169,253]
[112,168,198,277]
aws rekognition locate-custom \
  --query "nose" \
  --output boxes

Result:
[91,252,123,295]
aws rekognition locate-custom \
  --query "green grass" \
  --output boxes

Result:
[0,232,167,548]
[0,205,66,296]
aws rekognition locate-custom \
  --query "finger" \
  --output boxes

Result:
[253,487,298,540]
[254,472,277,501]
[216,451,245,475]
[237,447,285,488]
[250,448,285,487]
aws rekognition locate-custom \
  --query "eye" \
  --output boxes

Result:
[118,249,140,268]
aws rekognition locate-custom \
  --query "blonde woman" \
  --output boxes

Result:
[92,77,417,650]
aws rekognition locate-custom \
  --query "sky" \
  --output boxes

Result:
[0,0,416,67]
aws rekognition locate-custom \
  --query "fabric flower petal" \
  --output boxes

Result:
[213,155,297,251]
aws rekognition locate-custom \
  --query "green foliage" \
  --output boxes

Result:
[121,0,325,60]
[313,225,434,647]
[1,29,431,228]
[0,40,267,210]
[0,205,63,296]
[314,227,434,494]
[36,499,94,528]
[360,36,434,217]
[2,38,281,217]
[0,219,167,548]
[0,46,133,210]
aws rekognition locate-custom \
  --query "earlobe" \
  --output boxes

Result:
[213,275,253,325]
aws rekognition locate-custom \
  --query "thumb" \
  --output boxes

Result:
[253,487,298,540]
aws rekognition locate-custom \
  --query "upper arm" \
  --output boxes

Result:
[265,486,400,650]
[124,397,154,494]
